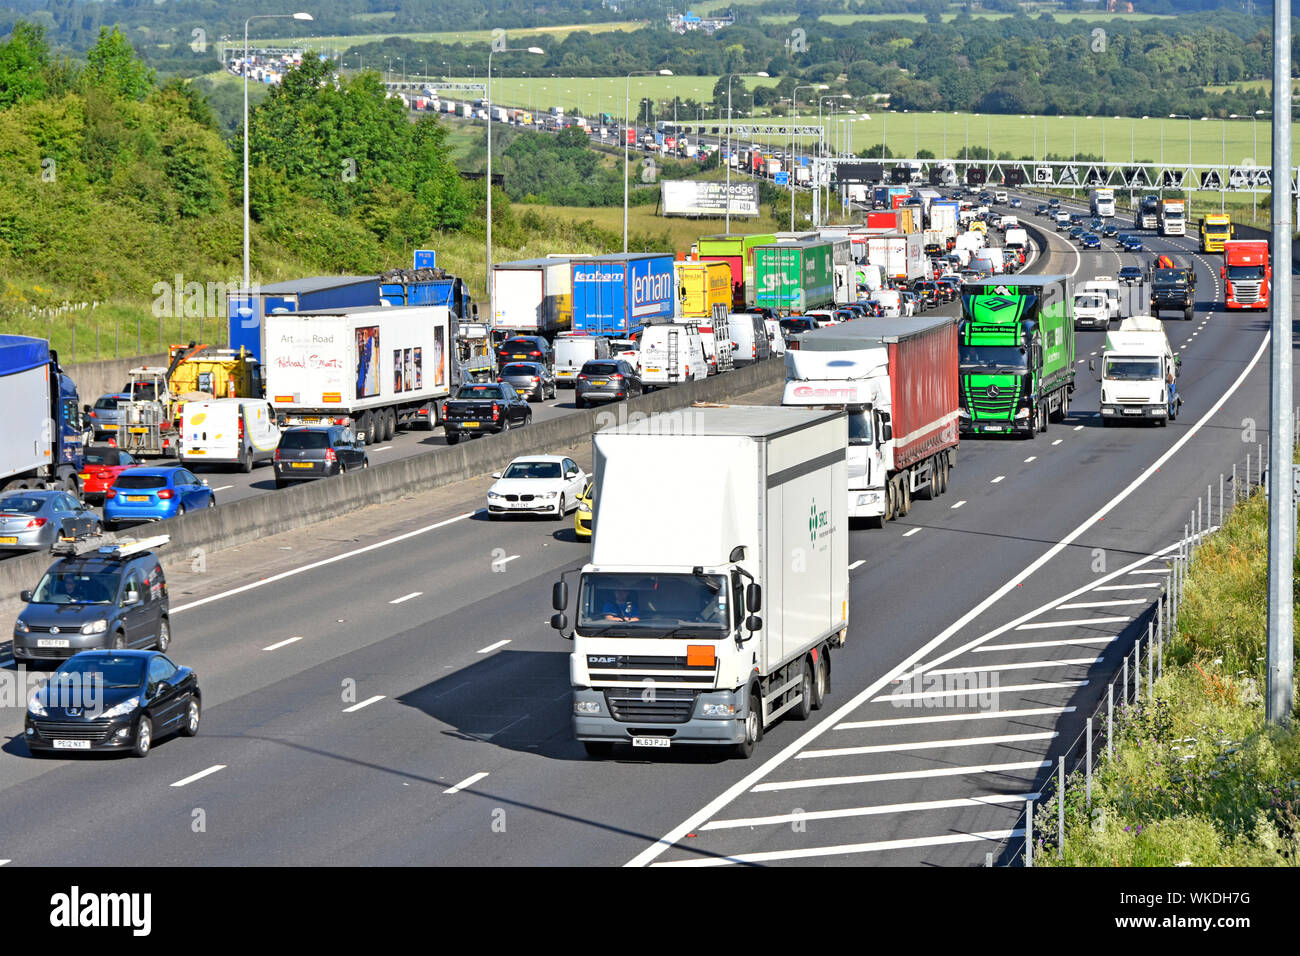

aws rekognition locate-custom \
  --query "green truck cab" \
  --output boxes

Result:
[958,276,1076,437]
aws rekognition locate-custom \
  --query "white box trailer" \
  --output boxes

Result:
[264,306,454,441]
[865,232,925,283]
[551,404,849,758]
[490,256,579,335]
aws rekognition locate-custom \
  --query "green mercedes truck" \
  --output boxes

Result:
[958,276,1076,437]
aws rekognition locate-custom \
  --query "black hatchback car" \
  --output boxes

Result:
[273,425,368,489]
[25,650,200,758]
[13,536,171,665]
[495,335,554,369]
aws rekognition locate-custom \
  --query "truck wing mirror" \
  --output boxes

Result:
[550,612,569,636]
[746,582,762,613]
[552,580,568,611]
[745,614,762,634]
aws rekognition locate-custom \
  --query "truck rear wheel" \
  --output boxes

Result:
[1184,307,1194,321]
[899,477,912,517]
[883,481,896,521]
[811,651,828,710]
[384,407,396,441]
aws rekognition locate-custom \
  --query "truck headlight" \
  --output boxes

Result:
[958,407,970,419]
[81,619,107,635]
[574,700,601,715]
[856,492,882,506]
[1015,407,1031,419]
[701,702,736,716]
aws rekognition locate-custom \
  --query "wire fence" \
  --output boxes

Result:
[1,307,230,364]
[983,425,1291,867]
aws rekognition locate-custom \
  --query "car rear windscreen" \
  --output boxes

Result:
[502,364,539,376]
[94,397,120,411]
[113,474,168,489]
[279,432,331,450]
[583,363,619,376]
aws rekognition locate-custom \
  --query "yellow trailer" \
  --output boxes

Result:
[676,260,733,319]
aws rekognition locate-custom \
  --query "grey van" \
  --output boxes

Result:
[729,313,771,367]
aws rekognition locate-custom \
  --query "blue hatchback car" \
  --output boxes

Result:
[103,466,215,530]
[1123,236,1145,252]
[1081,233,1102,249]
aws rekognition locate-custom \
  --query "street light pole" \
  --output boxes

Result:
[792,84,828,231]
[244,11,313,293]
[725,72,768,232]
[625,69,672,251]
[488,46,545,328]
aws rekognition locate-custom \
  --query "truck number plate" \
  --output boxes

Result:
[53,740,90,750]
[646,367,661,373]
[632,736,670,748]
[1123,408,1141,416]
[37,639,70,648]
[125,495,149,502]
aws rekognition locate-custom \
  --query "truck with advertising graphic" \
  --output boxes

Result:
[958,276,1076,437]
[1221,239,1270,310]
[753,239,835,314]
[695,233,776,310]
[264,305,455,442]
[570,253,676,336]
[865,232,925,284]
[549,404,849,759]
[783,317,959,523]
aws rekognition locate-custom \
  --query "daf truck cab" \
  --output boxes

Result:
[1091,316,1180,426]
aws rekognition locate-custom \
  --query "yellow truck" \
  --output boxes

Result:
[1198,213,1233,253]
[167,344,263,403]
[676,259,732,319]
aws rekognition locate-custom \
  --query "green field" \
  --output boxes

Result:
[259,20,647,53]
[760,11,1175,24]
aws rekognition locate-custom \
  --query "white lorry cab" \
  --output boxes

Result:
[1092,316,1181,426]
[638,323,708,387]
[550,405,849,758]
[180,398,280,472]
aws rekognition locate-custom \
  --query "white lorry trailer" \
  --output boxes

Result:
[264,305,455,442]
[1092,316,1181,426]
[551,405,849,758]
[783,317,959,522]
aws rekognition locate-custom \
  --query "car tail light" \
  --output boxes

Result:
[26,518,48,529]
[325,448,337,463]
[530,350,541,357]
[610,374,623,380]
[106,489,117,499]
[88,410,97,418]
[441,402,449,419]
[274,448,281,461]
[157,489,174,499]
[492,403,501,421]
[497,376,503,382]
[577,375,587,381]
[238,418,245,441]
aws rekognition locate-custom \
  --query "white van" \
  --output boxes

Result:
[867,290,904,318]
[1080,277,1122,321]
[181,398,280,472]
[639,324,708,388]
[729,313,771,366]
[763,318,787,357]
[554,334,612,387]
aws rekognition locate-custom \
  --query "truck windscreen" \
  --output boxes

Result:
[1227,265,1266,279]
[848,410,873,446]
[1105,359,1162,380]
[577,573,729,636]
[959,345,1028,372]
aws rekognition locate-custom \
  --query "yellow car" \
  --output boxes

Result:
[575,480,594,540]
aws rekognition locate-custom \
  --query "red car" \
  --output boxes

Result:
[78,445,141,503]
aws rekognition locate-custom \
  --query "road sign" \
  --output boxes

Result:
[414,249,436,269]
[1035,167,1053,184]
[1058,165,1080,186]
[774,171,789,185]
[1200,169,1222,190]
[1005,169,1026,186]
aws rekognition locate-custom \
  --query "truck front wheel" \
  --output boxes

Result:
[733,685,764,759]
[793,659,814,721]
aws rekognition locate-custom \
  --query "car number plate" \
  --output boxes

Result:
[290,462,314,468]
[0,536,16,544]
[517,388,529,395]
[589,379,607,386]
[37,639,70,648]
[53,740,90,750]
[632,736,670,748]
[646,367,661,373]
[188,449,205,454]
[126,495,149,502]
[463,421,480,428]
[78,473,90,481]
[512,353,527,359]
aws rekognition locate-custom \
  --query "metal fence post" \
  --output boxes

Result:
[1122,655,1129,705]
[1258,444,1263,490]
[1106,683,1113,759]
[1025,799,1034,867]
[1086,717,1093,808]
[1219,473,1224,526]
[71,325,75,362]
[1058,756,1065,859]
[1134,639,1141,702]
[1148,626,1154,700]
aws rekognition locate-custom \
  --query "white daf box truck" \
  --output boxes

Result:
[1092,316,1181,426]
[550,404,849,759]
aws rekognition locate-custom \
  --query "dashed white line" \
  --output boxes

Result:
[370,445,393,452]
[477,639,511,654]
[1051,439,1062,446]
[1024,456,1037,463]
[751,760,1052,793]
[849,559,866,570]
[876,679,1087,702]
[444,771,489,794]
[990,475,1005,483]
[700,794,1041,831]
[1074,425,1084,431]
[263,636,303,651]
[1016,616,1132,630]
[903,528,920,537]
[975,636,1116,652]
[798,730,1058,759]
[211,485,233,492]
[170,765,226,788]
[343,695,385,713]
[837,705,1074,730]
[389,591,422,604]
[0,860,8,866]
[494,554,521,568]
[950,500,967,509]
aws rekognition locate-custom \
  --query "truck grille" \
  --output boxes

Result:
[604,687,697,723]
[587,654,717,686]
[964,383,1018,418]
[32,720,112,741]
[1232,281,1262,303]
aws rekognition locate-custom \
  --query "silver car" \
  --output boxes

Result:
[498,361,556,402]
[0,490,101,554]
[86,392,130,443]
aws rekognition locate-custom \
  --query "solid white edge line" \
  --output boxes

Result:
[171,511,478,613]
[837,705,1074,729]
[389,591,422,604]
[625,210,1271,869]
[262,636,303,651]
[651,829,1025,867]
[170,764,227,788]
[477,639,511,654]
[798,730,1057,759]
[444,771,489,794]
[342,695,385,713]
[701,794,1041,831]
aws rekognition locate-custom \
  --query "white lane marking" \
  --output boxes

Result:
[875,680,1087,702]
[1024,456,1037,463]
[444,771,489,794]
[1052,439,1062,446]
[798,730,1058,759]
[903,528,920,537]
[626,256,1273,869]
[990,475,1005,483]
[652,829,1025,866]
[477,639,511,654]
[950,500,966,509]
[1016,616,1132,630]
[494,554,521,568]
[701,794,1041,831]
[838,706,1074,730]
[976,636,1116,652]
[752,760,1052,793]
[849,559,866,570]
[170,765,226,788]
[370,445,393,452]
[1057,598,1148,610]
[211,485,233,492]
[1074,425,1084,431]
[0,860,8,866]
[172,511,477,614]
[918,657,1101,676]
[263,636,303,651]
[342,695,385,713]
[389,591,422,604]
[1130,568,1171,574]
[1094,582,1160,591]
